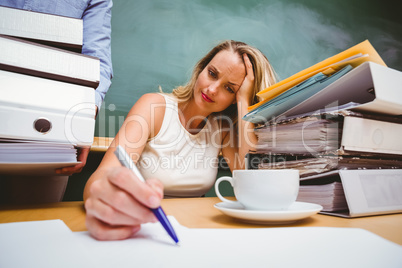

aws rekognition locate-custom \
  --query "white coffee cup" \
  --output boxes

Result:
[215,169,299,211]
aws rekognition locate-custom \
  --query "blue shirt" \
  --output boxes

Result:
[1,0,113,110]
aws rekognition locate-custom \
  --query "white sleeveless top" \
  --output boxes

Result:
[137,94,222,197]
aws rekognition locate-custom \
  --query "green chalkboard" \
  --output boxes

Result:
[65,0,402,201]
[94,0,402,137]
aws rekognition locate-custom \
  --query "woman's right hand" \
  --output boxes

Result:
[84,166,164,240]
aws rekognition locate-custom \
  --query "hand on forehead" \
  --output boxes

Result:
[208,50,246,90]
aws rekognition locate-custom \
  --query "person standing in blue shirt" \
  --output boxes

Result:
[0,0,113,203]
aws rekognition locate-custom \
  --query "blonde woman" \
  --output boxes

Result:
[84,40,277,240]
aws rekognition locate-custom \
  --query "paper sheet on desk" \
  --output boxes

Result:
[1,218,401,268]
[0,220,95,267]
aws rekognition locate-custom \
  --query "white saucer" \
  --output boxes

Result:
[214,201,323,224]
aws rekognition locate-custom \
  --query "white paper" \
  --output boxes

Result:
[0,220,95,267]
[1,218,401,268]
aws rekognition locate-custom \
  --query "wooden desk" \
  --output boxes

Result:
[1,197,401,245]
[91,136,113,152]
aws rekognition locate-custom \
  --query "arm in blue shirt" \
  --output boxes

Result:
[82,0,114,111]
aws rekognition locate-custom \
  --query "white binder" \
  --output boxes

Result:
[322,169,402,218]
[0,70,95,146]
[340,116,402,155]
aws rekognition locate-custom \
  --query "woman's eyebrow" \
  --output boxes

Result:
[209,64,240,87]
[209,64,219,73]
[228,81,240,87]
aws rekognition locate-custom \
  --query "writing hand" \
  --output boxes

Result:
[84,167,164,240]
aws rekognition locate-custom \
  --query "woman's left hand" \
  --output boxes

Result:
[236,54,255,105]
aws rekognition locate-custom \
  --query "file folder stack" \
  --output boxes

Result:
[0,6,98,174]
[245,40,402,217]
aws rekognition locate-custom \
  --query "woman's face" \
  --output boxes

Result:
[193,50,246,115]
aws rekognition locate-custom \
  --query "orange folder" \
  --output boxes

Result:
[249,40,386,111]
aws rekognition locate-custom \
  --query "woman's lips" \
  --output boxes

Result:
[202,92,214,103]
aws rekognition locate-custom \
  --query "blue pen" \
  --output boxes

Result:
[114,145,179,244]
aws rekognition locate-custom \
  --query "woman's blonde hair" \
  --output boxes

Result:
[163,40,277,119]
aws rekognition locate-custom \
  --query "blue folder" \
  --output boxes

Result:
[243,65,353,124]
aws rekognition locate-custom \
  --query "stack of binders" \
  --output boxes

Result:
[0,6,99,175]
[245,40,402,217]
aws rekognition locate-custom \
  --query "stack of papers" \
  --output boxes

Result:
[255,116,342,154]
[0,139,77,163]
[0,139,78,175]
[256,155,402,178]
[297,181,348,212]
